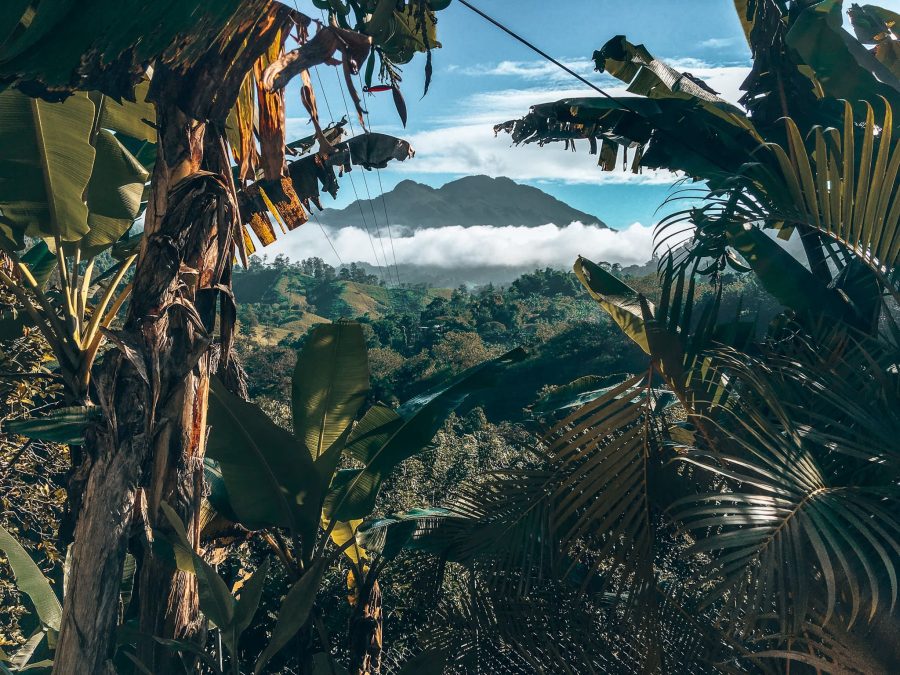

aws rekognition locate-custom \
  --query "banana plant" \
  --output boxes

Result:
[0,85,154,400]
[203,321,523,672]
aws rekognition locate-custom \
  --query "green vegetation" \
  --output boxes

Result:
[2,1,900,674]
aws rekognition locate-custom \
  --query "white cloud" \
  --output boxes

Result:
[398,62,750,184]
[453,58,599,81]
[396,122,680,185]
[699,37,740,49]
[266,221,693,270]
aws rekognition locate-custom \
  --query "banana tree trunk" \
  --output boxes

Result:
[51,7,290,672]
[349,580,383,675]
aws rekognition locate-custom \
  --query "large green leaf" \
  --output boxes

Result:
[292,322,369,462]
[254,558,327,675]
[0,525,62,631]
[206,377,321,536]
[574,256,651,354]
[79,129,148,257]
[0,89,94,245]
[327,348,526,521]
[4,406,101,445]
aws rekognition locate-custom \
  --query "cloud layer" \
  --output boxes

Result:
[267,221,693,270]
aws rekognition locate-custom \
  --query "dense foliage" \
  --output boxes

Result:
[3,1,900,674]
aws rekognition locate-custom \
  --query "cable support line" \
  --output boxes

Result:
[310,210,346,269]
[356,70,403,288]
[374,166,402,288]
[312,62,388,286]
[328,55,396,287]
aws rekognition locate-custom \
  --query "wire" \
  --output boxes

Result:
[329,59,397,287]
[456,0,621,103]
[357,70,403,288]
[311,209,346,269]
[311,64,389,285]
[375,166,402,287]
[316,8,399,287]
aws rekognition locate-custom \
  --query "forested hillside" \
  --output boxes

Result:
[233,256,774,421]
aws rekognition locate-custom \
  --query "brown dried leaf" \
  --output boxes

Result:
[262,26,372,92]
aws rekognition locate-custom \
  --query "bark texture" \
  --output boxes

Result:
[51,5,293,672]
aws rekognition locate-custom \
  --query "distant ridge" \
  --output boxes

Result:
[316,175,607,230]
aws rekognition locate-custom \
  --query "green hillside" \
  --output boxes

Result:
[233,263,452,330]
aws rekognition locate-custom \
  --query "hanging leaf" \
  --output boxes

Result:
[0,525,62,632]
[391,85,408,127]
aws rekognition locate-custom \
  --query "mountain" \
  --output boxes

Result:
[316,175,607,229]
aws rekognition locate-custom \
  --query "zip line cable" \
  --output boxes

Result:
[328,59,397,287]
[357,70,403,289]
[311,64,389,285]
[456,0,616,101]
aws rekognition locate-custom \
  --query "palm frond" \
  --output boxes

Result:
[672,345,900,634]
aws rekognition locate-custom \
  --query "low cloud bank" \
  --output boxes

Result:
[267,221,693,270]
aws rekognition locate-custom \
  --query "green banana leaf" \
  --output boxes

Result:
[0,88,150,257]
[78,129,149,258]
[0,90,95,245]
[326,348,526,521]
[253,557,327,675]
[574,256,651,354]
[20,241,57,288]
[0,525,62,632]
[292,322,369,463]
[206,377,321,537]
[4,406,101,445]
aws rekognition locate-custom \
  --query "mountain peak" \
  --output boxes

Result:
[317,175,607,230]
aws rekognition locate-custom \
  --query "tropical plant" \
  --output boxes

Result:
[201,321,523,674]
[0,2,451,672]
[392,1,900,672]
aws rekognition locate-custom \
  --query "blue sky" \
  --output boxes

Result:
[269,0,899,269]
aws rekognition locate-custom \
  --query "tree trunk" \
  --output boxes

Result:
[349,580,383,675]
[52,6,292,671]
